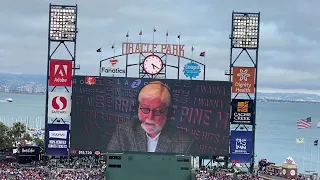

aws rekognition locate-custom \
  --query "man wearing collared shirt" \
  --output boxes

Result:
[107,81,196,153]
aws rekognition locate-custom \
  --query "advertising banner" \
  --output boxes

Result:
[232,67,255,94]
[49,59,73,87]
[100,59,126,76]
[230,99,254,125]
[48,92,72,119]
[19,146,40,156]
[71,76,231,156]
[46,124,70,156]
[183,61,201,79]
[230,131,253,163]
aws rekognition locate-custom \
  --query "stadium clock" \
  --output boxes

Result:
[142,55,163,75]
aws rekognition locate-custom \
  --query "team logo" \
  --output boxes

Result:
[237,69,250,81]
[49,60,73,86]
[85,76,96,85]
[48,92,71,118]
[131,79,142,88]
[237,101,249,112]
[232,67,255,94]
[49,130,68,139]
[110,59,118,66]
[21,148,35,153]
[52,96,67,110]
[183,61,201,79]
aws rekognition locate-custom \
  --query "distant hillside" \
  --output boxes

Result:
[0,73,320,102]
[0,73,46,84]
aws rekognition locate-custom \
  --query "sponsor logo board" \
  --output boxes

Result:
[48,92,71,118]
[183,61,201,79]
[230,99,254,125]
[100,59,126,75]
[46,124,70,156]
[49,60,73,87]
[232,67,255,94]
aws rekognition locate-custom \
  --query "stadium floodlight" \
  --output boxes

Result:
[232,12,260,49]
[49,5,77,42]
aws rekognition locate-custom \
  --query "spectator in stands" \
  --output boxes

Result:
[107,81,196,153]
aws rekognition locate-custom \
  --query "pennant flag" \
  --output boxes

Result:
[191,46,194,51]
[96,48,101,52]
[177,35,180,39]
[317,121,320,128]
[126,32,129,37]
[296,138,304,144]
[314,140,318,146]
[139,31,142,36]
[297,117,312,129]
[166,31,168,36]
[153,27,156,32]
[200,52,205,57]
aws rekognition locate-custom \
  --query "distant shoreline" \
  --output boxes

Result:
[1,92,320,104]
[0,92,44,96]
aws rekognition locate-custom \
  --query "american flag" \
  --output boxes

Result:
[297,117,312,129]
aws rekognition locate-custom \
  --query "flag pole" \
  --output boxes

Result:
[152,26,155,46]
[204,51,206,65]
[165,31,168,45]
[125,31,129,77]
[303,141,306,172]
[126,31,129,42]
[178,33,181,79]
[165,31,168,79]
[100,46,103,61]
[317,141,319,174]
[310,147,312,171]
[191,46,194,59]
[139,30,142,69]
[112,42,115,57]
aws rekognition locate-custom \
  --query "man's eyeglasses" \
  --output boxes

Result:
[139,106,168,116]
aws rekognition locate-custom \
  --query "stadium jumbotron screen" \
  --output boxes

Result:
[70,76,231,156]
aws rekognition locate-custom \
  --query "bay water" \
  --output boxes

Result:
[0,93,319,172]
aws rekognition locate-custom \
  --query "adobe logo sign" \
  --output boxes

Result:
[48,92,71,119]
[49,60,73,87]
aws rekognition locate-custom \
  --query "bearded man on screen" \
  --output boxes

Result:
[107,81,195,153]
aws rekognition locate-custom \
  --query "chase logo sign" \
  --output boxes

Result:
[183,61,201,79]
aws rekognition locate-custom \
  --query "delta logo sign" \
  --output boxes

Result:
[49,59,73,87]
[101,59,126,74]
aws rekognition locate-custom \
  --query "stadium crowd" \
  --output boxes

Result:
[194,166,320,180]
[0,156,105,180]
[0,157,319,179]
[195,167,260,180]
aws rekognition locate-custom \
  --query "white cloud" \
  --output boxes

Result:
[1,0,320,93]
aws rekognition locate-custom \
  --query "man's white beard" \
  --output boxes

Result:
[141,119,166,135]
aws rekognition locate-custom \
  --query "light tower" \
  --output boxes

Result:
[44,4,79,155]
[226,11,260,175]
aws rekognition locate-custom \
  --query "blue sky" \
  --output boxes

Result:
[0,0,320,94]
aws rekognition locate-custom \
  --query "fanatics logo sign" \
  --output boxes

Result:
[49,60,73,86]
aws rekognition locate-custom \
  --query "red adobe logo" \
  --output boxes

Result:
[49,60,73,87]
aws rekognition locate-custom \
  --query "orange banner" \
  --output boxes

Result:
[232,67,256,94]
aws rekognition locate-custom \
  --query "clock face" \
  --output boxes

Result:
[290,170,295,176]
[282,169,286,175]
[143,55,163,75]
